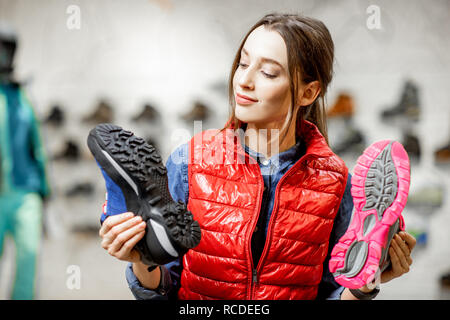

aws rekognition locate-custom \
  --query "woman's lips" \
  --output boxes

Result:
[235,93,258,105]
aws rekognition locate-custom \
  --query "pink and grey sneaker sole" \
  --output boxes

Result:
[329,140,410,289]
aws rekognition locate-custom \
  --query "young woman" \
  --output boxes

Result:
[98,13,415,300]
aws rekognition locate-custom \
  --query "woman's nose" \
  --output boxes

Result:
[238,68,255,90]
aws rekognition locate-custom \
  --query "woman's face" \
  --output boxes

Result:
[232,25,292,127]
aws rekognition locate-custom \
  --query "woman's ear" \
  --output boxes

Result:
[297,80,321,107]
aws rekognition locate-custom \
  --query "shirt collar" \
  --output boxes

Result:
[240,131,305,172]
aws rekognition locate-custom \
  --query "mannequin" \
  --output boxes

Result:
[0,23,50,299]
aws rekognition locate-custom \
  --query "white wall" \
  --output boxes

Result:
[1,0,449,158]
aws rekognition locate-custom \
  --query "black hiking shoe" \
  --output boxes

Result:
[87,123,201,266]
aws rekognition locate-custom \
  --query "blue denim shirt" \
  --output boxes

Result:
[126,139,354,300]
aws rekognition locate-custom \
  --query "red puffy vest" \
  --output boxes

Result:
[178,120,348,300]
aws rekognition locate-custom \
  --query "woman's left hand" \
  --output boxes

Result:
[380,231,416,284]
[342,231,417,299]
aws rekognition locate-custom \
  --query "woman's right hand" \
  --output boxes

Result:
[99,212,147,263]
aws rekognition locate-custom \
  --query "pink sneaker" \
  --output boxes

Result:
[329,140,411,289]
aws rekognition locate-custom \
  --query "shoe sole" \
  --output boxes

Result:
[87,123,201,265]
[329,140,410,289]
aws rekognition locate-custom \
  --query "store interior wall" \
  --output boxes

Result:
[0,0,449,299]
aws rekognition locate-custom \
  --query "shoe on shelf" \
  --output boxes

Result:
[132,103,160,123]
[332,125,365,156]
[327,93,355,119]
[435,141,450,164]
[87,123,201,266]
[402,131,421,162]
[381,80,420,122]
[43,105,65,127]
[440,272,450,288]
[83,100,114,124]
[53,140,80,162]
[180,101,211,123]
[329,140,411,289]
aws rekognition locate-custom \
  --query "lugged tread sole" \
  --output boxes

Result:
[87,123,201,265]
[329,140,410,289]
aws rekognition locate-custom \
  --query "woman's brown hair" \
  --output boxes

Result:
[225,13,334,144]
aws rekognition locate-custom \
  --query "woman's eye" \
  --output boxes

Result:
[262,71,277,79]
[237,62,277,78]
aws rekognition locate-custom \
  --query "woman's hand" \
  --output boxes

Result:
[98,212,147,263]
[343,231,416,299]
[380,231,416,283]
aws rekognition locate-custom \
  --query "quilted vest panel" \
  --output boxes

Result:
[178,121,348,300]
